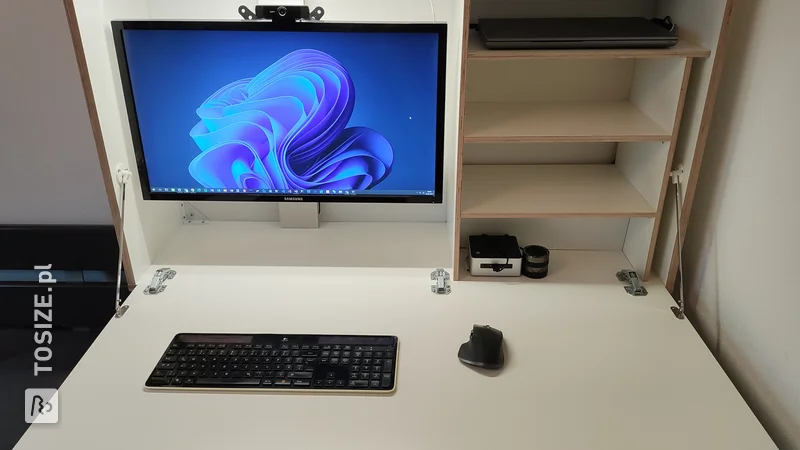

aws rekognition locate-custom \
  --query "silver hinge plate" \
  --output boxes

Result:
[182,202,210,225]
[144,268,177,295]
[616,269,648,296]
[430,269,451,295]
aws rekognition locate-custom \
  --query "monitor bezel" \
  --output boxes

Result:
[111,20,447,204]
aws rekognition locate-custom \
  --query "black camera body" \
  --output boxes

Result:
[255,5,310,21]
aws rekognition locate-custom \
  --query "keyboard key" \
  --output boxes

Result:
[244,344,252,349]
[302,345,310,350]
[171,378,183,385]
[264,345,273,350]
[349,380,369,388]
[330,358,339,365]
[320,358,329,364]
[350,373,359,380]
[184,379,196,386]
[254,371,264,378]
[382,373,392,388]
[321,351,330,358]
[383,360,393,373]
[283,357,293,363]
[362,359,371,365]
[195,378,261,387]
[325,380,335,387]
[262,379,273,386]
[372,373,381,380]
[385,351,395,359]
[322,345,331,350]
[148,377,170,386]
[271,350,280,357]
[370,380,380,388]
[360,373,370,380]
[305,358,317,365]
[326,372,336,379]
[288,372,314,379]
[153,370,167,377]
[302,352,318,357]
[291,350,300,357]
[342,352,351,358]
[353,352,362,358]
[353,358,362,365]
[274,380,292,387]
[255,344,263,349]
[243,372,254,378]
[313,380,324,387]
[351,366,360,372]
[233,344,241,349]
[291,345,300,350]
[294,364,304,371]
[332,351,341,357]
[178,370,188,377]
[333,345,342,350]
[280,344,289,350]
[284,364,293,370]
[364,352,373,358]
[187,344,196,349]
[166,350,177,356]
[293,380,310,387]
[276,372,286,378]
[294,357,304,364]
[335,380,345,387]
[341,358,350,365]
[373,366,381,373]
[312,345,320,350]
[158,363,175,370]
[343,345,352,351]
[374,352,383,358]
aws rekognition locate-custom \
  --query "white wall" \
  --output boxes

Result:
[0,0,111,225]
[683,0,800,447]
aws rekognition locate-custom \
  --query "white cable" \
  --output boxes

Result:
[428,0,436,22]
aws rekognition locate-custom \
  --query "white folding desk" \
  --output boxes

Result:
[15,258,776,450]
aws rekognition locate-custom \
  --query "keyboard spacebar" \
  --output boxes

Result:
[194,378,262,387]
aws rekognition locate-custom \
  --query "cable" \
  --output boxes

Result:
[428,0,436,22]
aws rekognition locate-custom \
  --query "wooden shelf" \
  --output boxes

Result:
[467,31,711,60]
[464,101,671,143]
[457,248,636,284]
[459,165,656,219]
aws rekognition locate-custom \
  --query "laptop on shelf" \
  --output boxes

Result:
[478,17,679,50]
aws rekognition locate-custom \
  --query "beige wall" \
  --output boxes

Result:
[683,0,800,448]
[0,0,110,225]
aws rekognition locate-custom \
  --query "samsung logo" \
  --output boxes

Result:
[284,197,304,201]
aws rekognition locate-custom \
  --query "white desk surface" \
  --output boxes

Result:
[15,261,775,450]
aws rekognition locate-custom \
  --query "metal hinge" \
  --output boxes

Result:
[616,270,648,296]
[182,202,210,225]
[144,268,177,295]
[430,269,451,295]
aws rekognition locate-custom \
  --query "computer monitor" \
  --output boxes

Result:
[112,21,447,204]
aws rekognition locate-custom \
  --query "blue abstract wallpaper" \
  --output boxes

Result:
[121,30,440,194]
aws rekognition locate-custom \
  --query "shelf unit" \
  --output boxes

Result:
[453,1,710,282]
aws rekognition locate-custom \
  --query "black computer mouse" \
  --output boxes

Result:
[458,325,504,370]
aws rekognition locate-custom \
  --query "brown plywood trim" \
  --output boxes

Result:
[666,0,737,293]
[643,58,694,281]
[452,0,471,279]
[62,0,136,288]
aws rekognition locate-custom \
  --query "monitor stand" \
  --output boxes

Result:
[278,203,320,229]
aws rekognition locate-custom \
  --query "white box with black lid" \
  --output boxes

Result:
[467,235,523,277]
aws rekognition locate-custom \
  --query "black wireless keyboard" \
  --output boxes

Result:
[146,333,398,393]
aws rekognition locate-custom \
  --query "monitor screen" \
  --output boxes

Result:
[112,21,446,203]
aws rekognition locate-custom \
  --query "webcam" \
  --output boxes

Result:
[255,5,310,21]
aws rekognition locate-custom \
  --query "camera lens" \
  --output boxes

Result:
[277,6,287,16]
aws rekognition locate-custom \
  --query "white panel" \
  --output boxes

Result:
[653,0,730,285]
[630,58,688,133]
[467,59,635,102]
[155,221,450,268]
[623,217,655,276]
[469,0,657,20]
[71,0,185,283]
[463,143,616,165]
[459,218,628,251]
[616,141,670,209]
[447,0,466,267]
